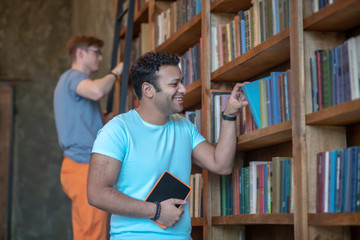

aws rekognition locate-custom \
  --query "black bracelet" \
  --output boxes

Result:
[221,111,237,121]
[108,71,119,79]
[150,201,161,221]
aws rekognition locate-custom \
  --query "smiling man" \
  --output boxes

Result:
[87,51,248,239]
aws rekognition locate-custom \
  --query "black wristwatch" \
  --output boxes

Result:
[221,111,236,121]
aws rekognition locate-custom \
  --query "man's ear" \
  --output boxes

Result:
[75,48,84,59]
[142,82,154,98]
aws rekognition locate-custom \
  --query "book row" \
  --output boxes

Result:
[211,0,290,71]
[311,0,336,13]
[242,70,292,130]
[184,109,202,134]
[179,41,202,87]
[189,173,203,218]
[310,35,360,112]
[156,0,201,46]
[220,157,294,215]
[316,146,360,213]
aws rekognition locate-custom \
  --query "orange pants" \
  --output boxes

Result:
[60,157,108,240]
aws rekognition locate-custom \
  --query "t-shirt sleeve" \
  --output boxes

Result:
[92,118,127,162]
[68,71,88,101]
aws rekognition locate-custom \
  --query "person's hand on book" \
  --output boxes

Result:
[223,82,249,117]
[157,198,186,227]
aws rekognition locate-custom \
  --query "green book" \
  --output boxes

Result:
[259,79,268,128]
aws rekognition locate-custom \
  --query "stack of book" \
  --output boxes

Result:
[179,42,202,87]
[220,157,293,215]
[211,0,290,72]
[155,0,201,46]
[316,146,360,213]
[311,0,337,13]
[211,90,231,143]
[241,70,291,130]
[310,35,360,112]
[189,173,203,218]
[184,109,202,134]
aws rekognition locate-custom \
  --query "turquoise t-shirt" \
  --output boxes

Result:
[54,69,103,163]
[92,109,206,240]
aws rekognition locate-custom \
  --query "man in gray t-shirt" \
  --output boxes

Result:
[54,35,123,240]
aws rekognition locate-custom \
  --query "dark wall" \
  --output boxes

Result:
[0,0,115,239]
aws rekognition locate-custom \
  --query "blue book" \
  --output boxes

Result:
[271,72,282,125]
[196,0,201,15]
[335,150,341,213]
[264,163,268,213]
[343,148,351,212]
[239,10,247,54]
[266,77,273,126]
[283,71,291,120]
[329,150,337,212]
[272,0,280,35]
[242,77,270,129]
[332,47,338,106]
[350,146,358,212]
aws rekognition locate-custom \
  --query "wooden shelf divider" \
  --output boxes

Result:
[237,121,292,151]
[212,214,294,226]
[303,0,360,32]
[306,99,360,126]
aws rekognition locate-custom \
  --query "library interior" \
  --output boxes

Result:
[1,0,360,239]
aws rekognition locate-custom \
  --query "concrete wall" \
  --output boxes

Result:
[0,0,115,239]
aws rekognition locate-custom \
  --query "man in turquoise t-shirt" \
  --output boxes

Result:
[88,51,248,239]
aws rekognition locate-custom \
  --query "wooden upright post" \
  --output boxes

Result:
[0,83,13,240]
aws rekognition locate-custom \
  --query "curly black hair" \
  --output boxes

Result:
[130,51,180,100]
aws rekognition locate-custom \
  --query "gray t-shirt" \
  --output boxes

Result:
[54,69,103,163]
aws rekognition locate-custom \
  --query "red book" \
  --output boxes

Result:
[316,152,325,213]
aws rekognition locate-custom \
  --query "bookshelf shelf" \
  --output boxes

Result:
[191,217,204,227]
[210,0,252,13]
[211,28,290,82]
[236,121,292,151]
[120,2,149,38]
[155,13,202,55]
[212,213,294,225]
[183,79,202,110]
[305,99,360,126]
[308,213,360,226]
[303,0,360,31]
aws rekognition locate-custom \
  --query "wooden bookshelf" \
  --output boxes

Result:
[211,28,290,82]
[237,121,292,151]
[213,214,294,225]
[155,13,202,55]
[308,213,360,226]
[117,0,360,239]
[120,1,149,38]
[191,217,204,227]
[210,0,252,14]
[306,99,360,126]
[303,0,360,31]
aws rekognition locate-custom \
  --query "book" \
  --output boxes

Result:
[145,171,192,229]
[242,77,270,129]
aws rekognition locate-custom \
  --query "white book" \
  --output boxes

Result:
[211,26,219,72]
[347,37,359,100]
[249,161,268,214]
[324,151,329,213]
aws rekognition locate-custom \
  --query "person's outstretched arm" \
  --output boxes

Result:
[76,62,124,101]
[192,82,248,175]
